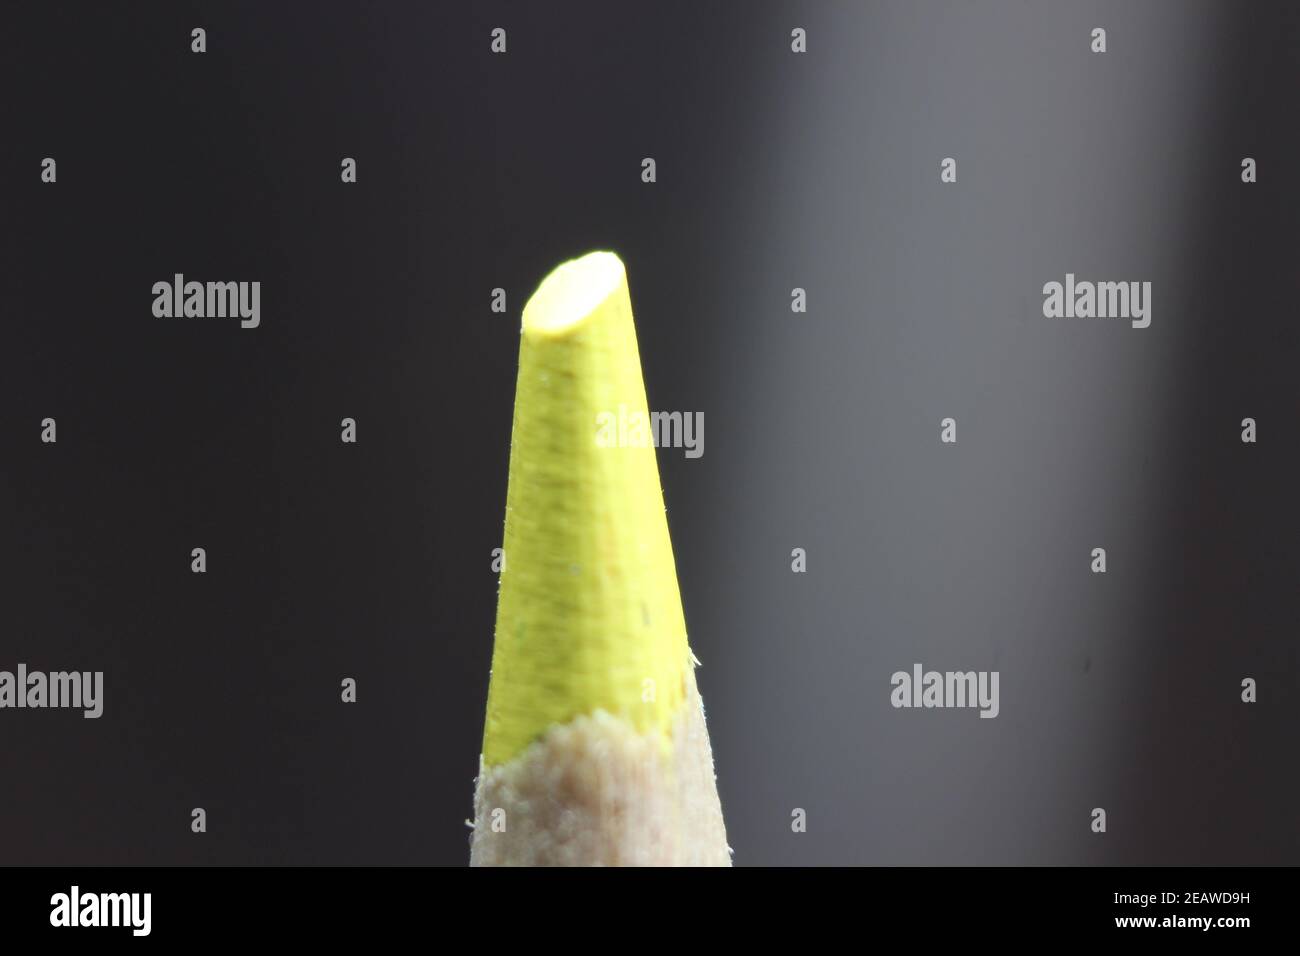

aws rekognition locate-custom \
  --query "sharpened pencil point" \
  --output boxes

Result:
[482,250,688,767]
[473,251,729,865]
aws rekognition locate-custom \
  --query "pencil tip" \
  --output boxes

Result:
[482,251,689,768]
[522,250,626,339]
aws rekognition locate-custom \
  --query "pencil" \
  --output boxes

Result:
[470,251,730,866]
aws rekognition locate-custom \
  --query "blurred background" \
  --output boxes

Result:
[1,0,1296,865]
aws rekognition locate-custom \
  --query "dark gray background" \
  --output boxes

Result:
[1,1,1296,865]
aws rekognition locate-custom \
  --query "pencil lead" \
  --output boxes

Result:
[472,251,729,866]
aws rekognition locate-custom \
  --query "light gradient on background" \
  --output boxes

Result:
[689,1,1298,864]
